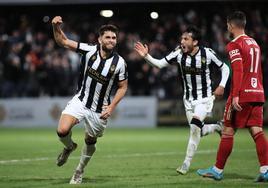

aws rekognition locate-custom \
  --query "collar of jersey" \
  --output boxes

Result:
[187,46,200,57]
[97,45,116,60]
[232,34,247,42]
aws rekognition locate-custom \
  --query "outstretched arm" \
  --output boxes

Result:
[134,42,169,68]
[52,16,78,50]
[134,41,149,57]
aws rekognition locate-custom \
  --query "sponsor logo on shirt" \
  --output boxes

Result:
[229,49,240,58]
[182,66,203,74]
[251,77,257,88]
[87,67,109,84]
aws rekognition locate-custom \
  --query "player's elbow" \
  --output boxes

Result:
[54,37,69,48]
[222,64,230,76]
[231,62,243,73]
[151,63,165,69]
[157,64,165,69]
[55,39,65,47]
[118,80,128,92]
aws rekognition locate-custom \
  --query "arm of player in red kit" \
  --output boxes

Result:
[227,42,243,111]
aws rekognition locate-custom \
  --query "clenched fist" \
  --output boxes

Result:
[52,16,63,26]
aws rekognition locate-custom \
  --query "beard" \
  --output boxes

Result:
[101,44,114,54]
[183,46,194,54]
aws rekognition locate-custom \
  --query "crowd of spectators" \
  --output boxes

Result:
[0,3,268,99]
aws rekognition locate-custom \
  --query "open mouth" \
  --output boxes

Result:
[181,45,186,51]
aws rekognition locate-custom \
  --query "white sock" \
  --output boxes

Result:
[260,166,268,173]
[184,124,201,164]
[202,124,221,136]
[59,131,74,149]
[76,144,96,172]
[213,166,223,174]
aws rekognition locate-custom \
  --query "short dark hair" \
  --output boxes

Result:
[98,24,119,37]
[227,11,246,29]
[185,25,201,43]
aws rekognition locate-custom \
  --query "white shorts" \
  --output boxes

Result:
[184,96,215,123]
[62,96,107,138]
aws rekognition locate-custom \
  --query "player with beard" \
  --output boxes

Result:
[134,25,230,175]
[197,11,268,182]
[52,16,128,184]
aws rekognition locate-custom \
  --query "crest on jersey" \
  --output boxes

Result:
[251,77,257,88]
[91,55,97,61]
[110,64,116,72]
[201,57,206,64]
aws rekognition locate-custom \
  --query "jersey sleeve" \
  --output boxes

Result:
[76,42,96,55]
[164,47,181,64]
[206,48,230,88]
[207,48,223,67]
[117,59,128,81]
[144,54,169,68]
[227,42,243,97]
[227,42,242,64]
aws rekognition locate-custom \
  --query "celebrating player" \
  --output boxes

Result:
[134,25,230,175]
[52,16,128,184]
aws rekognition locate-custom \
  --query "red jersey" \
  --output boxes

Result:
[226,34,265,103]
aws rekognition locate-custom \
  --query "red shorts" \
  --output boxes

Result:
[224,100,263,128]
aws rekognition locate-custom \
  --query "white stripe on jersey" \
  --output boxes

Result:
[75,43,127,112]
[165,47,223,101]
[231,58,242,63]
[85,59,113,111]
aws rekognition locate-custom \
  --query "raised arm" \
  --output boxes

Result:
[134,42,169,68]
[52,16,78,51]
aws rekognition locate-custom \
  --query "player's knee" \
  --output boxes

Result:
[190,118,203,136]
[85,136,97,145]
[56,128,70,137]
[190,118,203,129]
[57,122,73,136]
[250,127,263,139]
[85,137,97,155]
[221,127,235,138]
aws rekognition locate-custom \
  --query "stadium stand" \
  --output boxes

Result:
[0,2,267,99]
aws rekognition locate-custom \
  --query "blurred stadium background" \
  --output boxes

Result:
[0,0,267,127]
[0,0,268,187]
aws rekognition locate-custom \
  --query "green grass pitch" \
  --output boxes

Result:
[0,127,267,188]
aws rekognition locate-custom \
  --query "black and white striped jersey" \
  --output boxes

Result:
[75,43,128,113]
[165,46,224,101]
